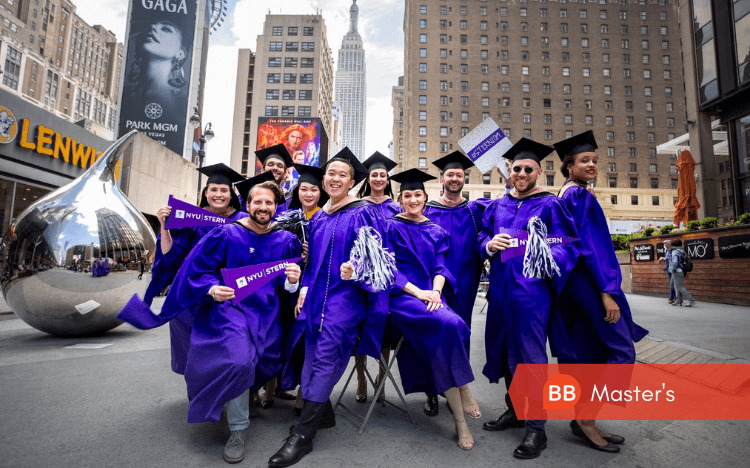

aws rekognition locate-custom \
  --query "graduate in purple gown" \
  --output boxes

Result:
[91,259,100,277]
[100,258,109,276]
[256,144,295,219]
[353,151,401,403]
[553,131,649,453]
[384,168,476,451]
[268,148,388,468]
[278,164,329,416]
[422,151,488,419]
[479,138,580,460]
[121,180,301,464]
[140,164,247,375]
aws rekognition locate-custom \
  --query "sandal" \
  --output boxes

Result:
[455,420,474,450]
[459,386,481,419]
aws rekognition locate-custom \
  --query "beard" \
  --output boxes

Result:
[514,179,537,194]
[444,182,463,195]
[249,209,272,226]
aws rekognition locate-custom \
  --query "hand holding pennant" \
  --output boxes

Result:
[165,195,230,230]
[458,118,513,179]
[221,257,304,302]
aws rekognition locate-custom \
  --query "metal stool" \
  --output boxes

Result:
[334,334,416,434]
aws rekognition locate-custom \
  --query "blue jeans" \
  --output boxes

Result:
[227,389,250,431]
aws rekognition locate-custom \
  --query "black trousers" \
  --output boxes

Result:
[292,399,335,439]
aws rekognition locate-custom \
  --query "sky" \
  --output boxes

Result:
[72,0,404,167]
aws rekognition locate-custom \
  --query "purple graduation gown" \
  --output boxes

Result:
[479,191,580,382]
[364,198,402,220]
[558,184,648,364]
[386,217,474,395]
[119,223,301,423]
[424,199,490,335]
[295,200,388,403]
[135,209,248,375]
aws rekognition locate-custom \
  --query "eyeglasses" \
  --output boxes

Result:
[512,165,536,174]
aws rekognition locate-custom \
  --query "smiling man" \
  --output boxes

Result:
[479,138,580,460]
[420,151,488,419]
[118,175,302,465]
[268,148,389,468]
[256,144,295,217]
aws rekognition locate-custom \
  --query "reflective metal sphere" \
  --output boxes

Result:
[1,131,156,336]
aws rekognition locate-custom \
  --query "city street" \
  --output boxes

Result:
[1,292,749,468]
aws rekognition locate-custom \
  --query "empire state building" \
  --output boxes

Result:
[334,0,367,160]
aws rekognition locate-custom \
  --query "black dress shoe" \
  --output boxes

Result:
[483,408,525,431]
[424,394,439,417]
[355,394,367,404]
[260,399,275,409]
[570,420,621,453]
[513,430,548,459]
[268,433,313,468]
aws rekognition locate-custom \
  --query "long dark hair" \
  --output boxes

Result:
[357,171,394,198]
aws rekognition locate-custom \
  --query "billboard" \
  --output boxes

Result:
[118,0,198,155]
[256,117,329,193]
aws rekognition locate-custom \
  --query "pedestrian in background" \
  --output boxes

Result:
[669,239,696,307]
[660,240,676,304]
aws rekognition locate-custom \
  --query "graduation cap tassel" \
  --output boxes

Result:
[349,227,397,292]
[275,209,309,243]
[522,216,561,280]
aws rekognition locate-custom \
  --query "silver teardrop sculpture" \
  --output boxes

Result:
[1,131,156,336]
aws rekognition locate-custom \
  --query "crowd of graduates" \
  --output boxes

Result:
[118,131,647,466]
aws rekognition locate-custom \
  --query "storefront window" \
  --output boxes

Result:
[692,0,719,103]
[0,179,51,235]
[737,114,750,214]
[734,0,750,84]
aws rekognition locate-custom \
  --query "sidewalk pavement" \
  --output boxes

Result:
[0,293,748,468]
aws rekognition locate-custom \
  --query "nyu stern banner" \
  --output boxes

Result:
[499,228,578,262]
[458,118,513,178]
[221,257,304,301]
[165,195,228,230]
[118,0,197,155]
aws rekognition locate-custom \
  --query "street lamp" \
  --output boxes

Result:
[189,107,215,202]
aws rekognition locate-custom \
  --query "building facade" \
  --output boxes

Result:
[392,75,404,165]
[230,14,334,177]
[399,0,685,216]
[334,0,366,160]
[0,0,123,140]
[675,0,750,221]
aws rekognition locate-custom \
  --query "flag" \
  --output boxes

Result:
[221,257,303,301]
[165,195,229,230]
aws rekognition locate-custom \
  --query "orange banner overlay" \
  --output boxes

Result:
[508,364,750,420]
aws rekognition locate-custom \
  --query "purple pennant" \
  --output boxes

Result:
[499,229,578,262]
[165,195,229,230]
[221,257,303,302]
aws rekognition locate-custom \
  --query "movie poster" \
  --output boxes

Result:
[256,117,329,193]
[118,0,197,155]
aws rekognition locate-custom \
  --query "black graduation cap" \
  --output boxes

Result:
[198,163,244,186]
[390,168,437,192]
[362,151,397,173]
[553,130,599,162]
[288,164,330,209]
[234,171,277,201]
[325,147,368,184]
[256,143,294,168]
[432,151,475,172]
[502,138,555,165]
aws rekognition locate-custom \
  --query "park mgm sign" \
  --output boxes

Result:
[0,104,119,178]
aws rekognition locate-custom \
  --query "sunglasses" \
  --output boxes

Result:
[512,165,537,174]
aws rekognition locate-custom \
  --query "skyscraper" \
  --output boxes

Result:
[399,0,686,200]
[230,14,334,177]
[334,0,367,160]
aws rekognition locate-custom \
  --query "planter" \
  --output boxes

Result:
[629,226,750,306]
